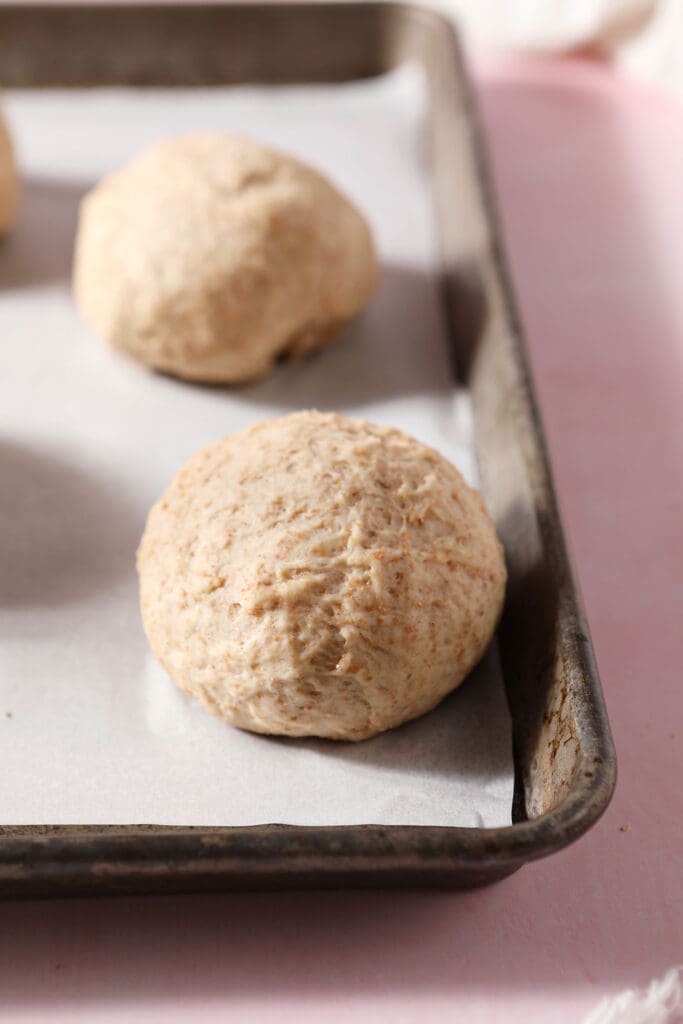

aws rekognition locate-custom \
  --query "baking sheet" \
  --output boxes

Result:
[0,67,513,827]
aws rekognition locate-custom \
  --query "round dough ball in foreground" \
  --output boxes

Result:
[0,109,19,234]
[138,412,506,741]
[73,134,378,382]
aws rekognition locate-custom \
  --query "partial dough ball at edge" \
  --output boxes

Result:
[0,109,20,234]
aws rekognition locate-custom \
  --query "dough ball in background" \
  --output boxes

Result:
[73,134,378,383]
[138,411,506,742]
[0,106,19,234]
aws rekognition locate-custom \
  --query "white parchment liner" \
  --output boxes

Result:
[0,69,513,826]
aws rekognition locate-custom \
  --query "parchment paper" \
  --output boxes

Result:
[0,68,513,826]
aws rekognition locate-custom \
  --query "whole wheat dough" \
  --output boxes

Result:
[73,134,378,382]
[0,108,19,234]
[138,411,506,741]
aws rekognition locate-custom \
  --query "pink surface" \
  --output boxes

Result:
[1,53,682,1024]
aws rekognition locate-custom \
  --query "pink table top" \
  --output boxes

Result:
[2,53,682,1024]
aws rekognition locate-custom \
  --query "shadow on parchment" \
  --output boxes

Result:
[153,259,481,410]
[0,176,90,290]
[265,649,510,786]
[0,439,141,610]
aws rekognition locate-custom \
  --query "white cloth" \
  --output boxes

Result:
[439,0,683,101]
[583,966,683,1024]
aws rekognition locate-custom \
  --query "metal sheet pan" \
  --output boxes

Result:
[0,2,616,896]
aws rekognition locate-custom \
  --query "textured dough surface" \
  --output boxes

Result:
[0,108,19,234]
[138,411,507,741]
[73,134,378,382]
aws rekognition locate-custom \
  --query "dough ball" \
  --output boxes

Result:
[0,108,19,234]
[73,134,378,382]
[138,411,506,742]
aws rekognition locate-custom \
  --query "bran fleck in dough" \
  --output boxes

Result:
[138,411,507,742]
[73,134,378,382]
